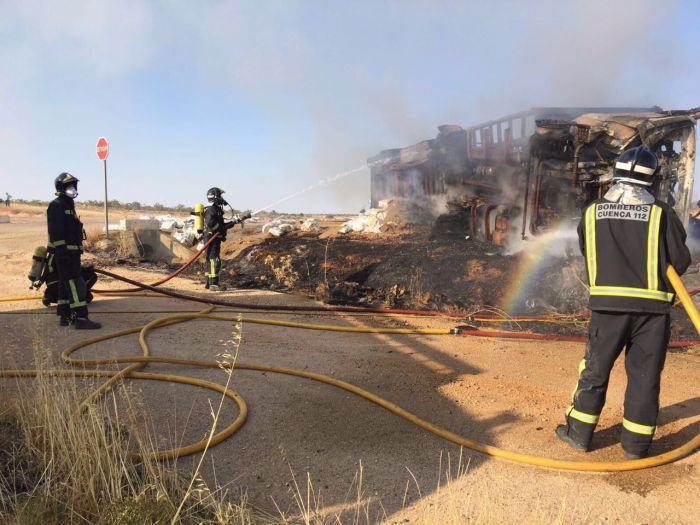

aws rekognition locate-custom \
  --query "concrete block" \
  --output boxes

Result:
[120,219,161,232]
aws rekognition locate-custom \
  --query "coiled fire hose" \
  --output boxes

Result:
[1,267,698,471]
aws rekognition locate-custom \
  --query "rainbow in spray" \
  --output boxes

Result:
[500,221,579,315]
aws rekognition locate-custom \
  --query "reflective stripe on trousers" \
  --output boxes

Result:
[68,279,87,308]
[623,418,656,436]
[566,405,600,425]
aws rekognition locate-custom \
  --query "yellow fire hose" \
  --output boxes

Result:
[1,267,698,471]
[0,291,167,303]
[667,266,700,333]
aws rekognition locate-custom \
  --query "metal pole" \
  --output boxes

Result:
[103,159,109,237]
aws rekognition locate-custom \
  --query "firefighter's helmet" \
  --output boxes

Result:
[55,172,79,197]
[207,187,225,203]
[613,145,659,187]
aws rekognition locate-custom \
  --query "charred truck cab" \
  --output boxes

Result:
[368,107,699,245]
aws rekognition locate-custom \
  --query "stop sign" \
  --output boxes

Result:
[96,137,109,161]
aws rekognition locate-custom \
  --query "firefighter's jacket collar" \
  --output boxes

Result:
[604,182,654,205]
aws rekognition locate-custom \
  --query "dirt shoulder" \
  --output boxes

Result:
[1,207,698,523]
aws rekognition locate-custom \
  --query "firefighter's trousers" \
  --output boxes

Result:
[566,311,670,455]
[55,253,89,318]
[205,236,222,286]
[44,265,97,306]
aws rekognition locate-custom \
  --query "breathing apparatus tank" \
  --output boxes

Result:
[28,246,47,286]
[192,203,205,234]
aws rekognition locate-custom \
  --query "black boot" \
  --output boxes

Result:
[74,317,101,330]
[59,315,71,327]
[623,449,648,460]
[555,425,589,451]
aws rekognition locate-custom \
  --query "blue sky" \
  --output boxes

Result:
[2,0,700,213]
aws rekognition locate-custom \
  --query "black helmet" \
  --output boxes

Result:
[55,172,79,195]
[613,145,659,187]
[207,187,225,203]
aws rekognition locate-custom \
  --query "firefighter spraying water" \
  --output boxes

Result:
[192,188,251,291]
[556,145,691,460]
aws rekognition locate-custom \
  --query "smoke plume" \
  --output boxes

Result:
[1,0,694,211]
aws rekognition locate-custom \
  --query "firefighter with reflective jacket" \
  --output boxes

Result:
[47,173,101,329]
[556,145,690,459]
[203,187,228,291]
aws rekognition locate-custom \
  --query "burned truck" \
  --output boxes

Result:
[368,107,699,245]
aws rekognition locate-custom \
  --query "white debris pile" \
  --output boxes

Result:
[262,218,296,237]
[338,198,437,234]
[127,214,200,246]
[339,202,388,234]
[172,230,198,247]
[300,217,322,232]
[381,198,436,226]
[140,215,188,232]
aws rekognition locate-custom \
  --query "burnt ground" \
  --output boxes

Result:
[91,210,700,342]
[223,229,580,314]
[210,220,700,343]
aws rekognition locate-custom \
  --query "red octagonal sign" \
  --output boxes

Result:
[96,137,109,161]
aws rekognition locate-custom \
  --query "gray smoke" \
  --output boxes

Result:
[2,0,692,211]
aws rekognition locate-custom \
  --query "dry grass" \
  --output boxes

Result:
[407,267,432,309]
[83,228,141,260]
[0,317,590,524]
[390,450,595,525]
[262,454,592,525]
[0,378,592,524]
[0,372,253,524]
[0,321,257,524]
[83,227,104,249]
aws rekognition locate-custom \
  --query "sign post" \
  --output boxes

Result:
[96,137,110,237]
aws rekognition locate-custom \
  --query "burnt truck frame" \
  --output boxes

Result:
[368,107,699,245]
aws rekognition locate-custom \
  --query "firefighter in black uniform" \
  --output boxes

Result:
[556,145,690,459]
[47,173,101,329]
[203,187,228,291]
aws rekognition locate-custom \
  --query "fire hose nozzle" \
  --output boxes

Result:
[225,211,252,230]
[451,325,477,335]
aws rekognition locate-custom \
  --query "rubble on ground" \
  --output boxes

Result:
[262,218,296,237]
[300,218,322,232]
[172,230,198,247]
[137,214,195,232]
[222,221,588,315]
[119,215,202,247]
[339,211,383,234]
[338,198,437,234]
